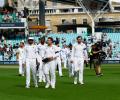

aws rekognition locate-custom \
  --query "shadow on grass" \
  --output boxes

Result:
[15,84,46,89]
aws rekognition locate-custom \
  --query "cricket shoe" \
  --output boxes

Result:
[38,79,42,83]
[43,79,46,83]
[45,83,50,89]
[25,86,30,89]
[35,84,38,88]
[22,74,24,76]
[51,85,55,89]
[74,78,77,85]
[79,82,84,85]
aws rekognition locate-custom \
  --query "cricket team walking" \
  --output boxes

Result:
[16,36,90,89]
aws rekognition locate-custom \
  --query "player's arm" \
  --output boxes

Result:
[71,45,75,63]
[92,50,102,54]
[16,49,19,61]
[36,45,39,61]
[16,53,19,61]
[83,45,89,63]
[59,48,62,59]
[54,46,60,58]
[23,47,27,64]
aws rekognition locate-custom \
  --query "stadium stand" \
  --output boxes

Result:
[107,33,120,60]
[1,32,120,62]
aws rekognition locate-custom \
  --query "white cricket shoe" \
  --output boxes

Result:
[74,78,77,85]
[25,86,30,89]
[43,78,46,83]
[51,85,55,89]
[79,82,84,85]
[35,84,38,88]
[22,74,24,76]
[39,79,42,83]
[45,83,50,89]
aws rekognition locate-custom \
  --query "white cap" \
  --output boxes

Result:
[28,37,34,40]
[20,40,24,43]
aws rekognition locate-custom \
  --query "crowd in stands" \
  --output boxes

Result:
[0,6,25,23]
[0,32,120,62]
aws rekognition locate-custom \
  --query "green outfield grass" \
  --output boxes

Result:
[0,64,120,100]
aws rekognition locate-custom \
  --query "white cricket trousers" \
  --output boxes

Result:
[39,63,45,82]
[68,59,74,77]
[56,57,63,76]
[44,60,56,87]
[26,58,38,87]
[37,56,45,82]
[73,57,84,83]
[62,56,67,69]
[18,59,24,75]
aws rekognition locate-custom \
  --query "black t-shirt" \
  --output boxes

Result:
[92,47,100,59]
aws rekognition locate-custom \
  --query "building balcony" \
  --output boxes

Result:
[28,7,84,16]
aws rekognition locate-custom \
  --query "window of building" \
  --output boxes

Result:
[72,19,76,24]
[83,19,87,24]
[62,19,66,24]
[114,7,120,11]
[46,20,51,28]
[45,1,47,6]
[60,9,69,13]
[78,8,83,12]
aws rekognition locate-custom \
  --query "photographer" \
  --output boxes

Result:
[92,43,103,76]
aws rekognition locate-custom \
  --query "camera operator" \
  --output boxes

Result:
[91,42,103,76]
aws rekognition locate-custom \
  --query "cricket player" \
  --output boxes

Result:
[37,37,46,83]
[61,45,68,69]
[16,41,25,76]
[55,42,63,77]
[71,36,88,85]
[67,44,74,77]
[24,37,38,88]
[43,37,57,89]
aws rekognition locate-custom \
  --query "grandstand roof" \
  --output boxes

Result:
[55,0,110,12]
[57,0,108,3]
[81,0,110,12]
[57,0,108,4]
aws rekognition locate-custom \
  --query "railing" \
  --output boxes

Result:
[28,7,84,15]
